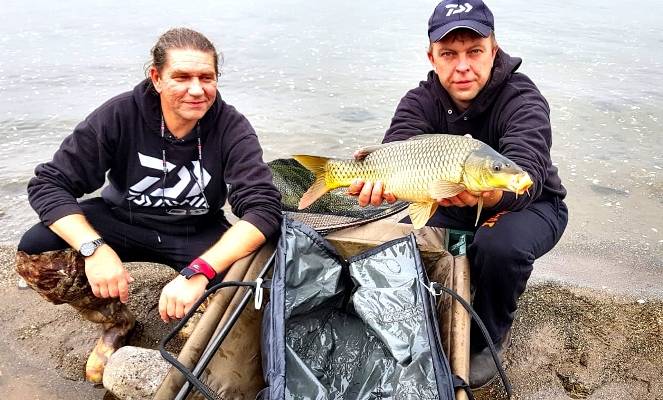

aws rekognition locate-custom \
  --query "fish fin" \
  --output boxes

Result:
[405,134,443,141]
[292,155,331,209]
[428,180,466,200]
[475,197,483,226]
[293,154,329,174]
[405,133,472,141]
[408,202,439,229]
[354,143,398,161]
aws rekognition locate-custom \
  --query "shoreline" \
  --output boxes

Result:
[533,240,663,301]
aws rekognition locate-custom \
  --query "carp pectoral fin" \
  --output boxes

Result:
[428,180,466,200]
[293,155,332,209]
[475,197,483,226]
[408,202,439,229]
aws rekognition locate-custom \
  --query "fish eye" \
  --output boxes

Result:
[492,162,502,172]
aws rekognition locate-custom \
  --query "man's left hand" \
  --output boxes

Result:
[436,190,503,208]
[158,274,208,323]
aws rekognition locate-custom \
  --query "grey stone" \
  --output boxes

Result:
[103,346,171,400]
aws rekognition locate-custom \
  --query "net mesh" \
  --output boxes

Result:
[269,158,408,234]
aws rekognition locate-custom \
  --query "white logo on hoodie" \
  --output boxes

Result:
[127,152,210,208]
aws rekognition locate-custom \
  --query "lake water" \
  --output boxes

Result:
[0,0,661,267]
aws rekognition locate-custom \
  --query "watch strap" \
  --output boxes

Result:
[181,258,217,280]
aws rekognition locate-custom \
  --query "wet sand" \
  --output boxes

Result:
[0,236,662,399]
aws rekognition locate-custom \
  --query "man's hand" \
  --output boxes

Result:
[436,190,503,208]
[157,220,267,323]
[84,245,133,303]
[436,191,481,207]
[158,274,208,323]
[347,179,398,207]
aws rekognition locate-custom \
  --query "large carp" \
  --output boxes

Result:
[293,134,533,229]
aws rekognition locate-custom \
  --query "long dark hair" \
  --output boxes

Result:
[146,27,223,78]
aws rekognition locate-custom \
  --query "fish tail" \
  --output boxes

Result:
[293,155,333,209]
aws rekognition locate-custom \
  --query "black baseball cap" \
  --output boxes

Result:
[428,0,495,42]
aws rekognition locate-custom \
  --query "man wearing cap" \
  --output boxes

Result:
[349,0,568,388]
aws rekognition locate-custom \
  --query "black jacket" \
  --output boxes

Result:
[27,80,282,238]
[384,49,566,219]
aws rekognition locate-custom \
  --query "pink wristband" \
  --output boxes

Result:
[182,257,217,280]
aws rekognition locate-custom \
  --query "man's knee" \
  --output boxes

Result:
[15,249,89,304]
[470,232,534,266]
[18,222,68,254]
[468,229,535,288]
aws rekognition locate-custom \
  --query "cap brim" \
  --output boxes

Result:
[429,20,492,42]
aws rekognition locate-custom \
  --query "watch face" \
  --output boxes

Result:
[80,242,95,257]
[80,239,104,257]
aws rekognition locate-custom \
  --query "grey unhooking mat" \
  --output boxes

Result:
[258,218,456,399]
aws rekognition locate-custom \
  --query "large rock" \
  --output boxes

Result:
[103,346,171,400]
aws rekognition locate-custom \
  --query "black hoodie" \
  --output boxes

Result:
[384,49,566,221]
[27,80,282,238]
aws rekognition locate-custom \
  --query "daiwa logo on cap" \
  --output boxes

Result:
[445,3,473,16]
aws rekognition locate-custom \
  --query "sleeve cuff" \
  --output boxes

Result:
[489,191,516,213]
[241,212,283,239]
[40,204,84,226]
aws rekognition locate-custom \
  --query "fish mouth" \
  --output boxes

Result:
[508,173,533,195]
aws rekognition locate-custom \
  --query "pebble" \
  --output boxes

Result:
[17,277,29,289]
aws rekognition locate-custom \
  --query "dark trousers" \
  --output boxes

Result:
[427,197,568,352]
[18,198,230,272]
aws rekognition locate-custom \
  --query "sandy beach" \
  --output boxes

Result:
[0,231,661,399]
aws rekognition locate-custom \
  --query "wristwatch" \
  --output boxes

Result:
[79,238,105,257]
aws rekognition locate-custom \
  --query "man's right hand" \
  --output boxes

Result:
[84,245,133,303]
[347,179,398,207]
